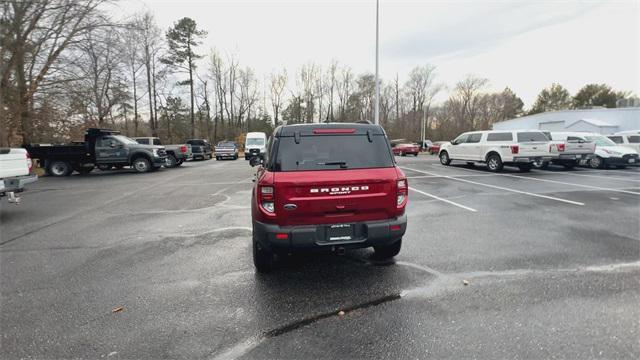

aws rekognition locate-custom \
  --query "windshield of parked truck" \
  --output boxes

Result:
[274,134,394,171]
[246,138,264,146]
[113,135,139,145]
[585,136,616,147]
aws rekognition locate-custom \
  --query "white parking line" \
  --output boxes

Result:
[402,167,585,206]
[409,187,478,212]
[566,172,640,183]
[499,173,640,195]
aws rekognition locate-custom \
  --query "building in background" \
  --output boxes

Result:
[492,107,640,134]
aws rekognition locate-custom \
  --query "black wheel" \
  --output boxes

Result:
[176,159,184,167]
[233,155,238,160]
[48,160,72,177]
[216,156,220,161]
[400,152,405,156]
[532,159,548,170]
[374,239,402,259]
[589,156,604,169]
[518,164,532,172]
[439,151,451,165]
[253,234,274,273]
[132,157,151,173]
[486,154,503,172]
[97,164,112,171]
[77,166,94,175]
[165,154,177,168]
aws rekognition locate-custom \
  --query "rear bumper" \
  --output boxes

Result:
[551,153,593,164]
[216,152,237,158]
[254,214,407,253]
[1,174,38,194]
[510,156,554,163]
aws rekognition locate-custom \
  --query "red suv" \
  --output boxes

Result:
[250,123,408,272]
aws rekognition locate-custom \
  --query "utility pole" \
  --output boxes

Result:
[374,0,380,125]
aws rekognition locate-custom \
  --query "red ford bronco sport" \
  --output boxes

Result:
[250,122,408,272]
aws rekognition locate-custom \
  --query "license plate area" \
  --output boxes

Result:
[629,158,635,163]
[326,224,354,241]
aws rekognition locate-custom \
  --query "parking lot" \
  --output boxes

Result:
[1,156,639,359]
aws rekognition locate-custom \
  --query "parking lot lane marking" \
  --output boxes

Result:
[402,166,585,206]
[501,173,640,196]
[409,187,478,212]
[560,172,640,183]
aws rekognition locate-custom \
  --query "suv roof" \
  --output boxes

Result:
[275,123,386,137]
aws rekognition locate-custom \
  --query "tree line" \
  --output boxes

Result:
[1,1,635,147]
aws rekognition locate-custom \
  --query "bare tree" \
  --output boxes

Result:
[1,0,109,144]
[325,60,338,121]
[269,69,287,124]
[138,12,161,136]
[336,66,353,121]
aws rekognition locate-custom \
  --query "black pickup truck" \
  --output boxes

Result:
[26,128,167,176]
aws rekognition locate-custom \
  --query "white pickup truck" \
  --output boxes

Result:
[439,130,554,172]
[0,148,38,204]
[535,132,596,169]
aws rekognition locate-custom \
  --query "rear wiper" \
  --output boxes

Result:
[317,161,348,169]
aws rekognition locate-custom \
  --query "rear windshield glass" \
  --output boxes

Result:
[517,132,548,142]
[274,135,394,171]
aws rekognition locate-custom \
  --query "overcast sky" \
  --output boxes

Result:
[114,0,639,107]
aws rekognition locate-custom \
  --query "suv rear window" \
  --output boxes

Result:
[487,132,513,141]
[517,132,548,142]
[273,135,394,171]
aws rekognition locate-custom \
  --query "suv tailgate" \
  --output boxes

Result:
[274,168,398,226]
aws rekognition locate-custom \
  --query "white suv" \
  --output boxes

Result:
[439,130,554,172]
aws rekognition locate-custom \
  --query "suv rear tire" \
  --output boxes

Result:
[486,154,503,172]
[374,239,402,259]
[439,151,451,165]
[253,236,274,273]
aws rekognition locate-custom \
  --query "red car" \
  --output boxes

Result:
[392,143,420,156]
[250,123,408,272]
[428,141,445,154]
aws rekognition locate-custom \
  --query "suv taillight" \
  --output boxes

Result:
[397,179,408,207]
[260,186,275,213]
[180,145,187,153]
[26,152,33,173]
[510,145,519,154]
[557,143,565,152]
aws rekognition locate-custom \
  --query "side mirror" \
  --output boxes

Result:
[249,157,262,167]
[450,140,457,145]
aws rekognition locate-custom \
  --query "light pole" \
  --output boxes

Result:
[374,0,380,125]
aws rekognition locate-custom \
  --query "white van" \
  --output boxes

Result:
[244,132,267,160]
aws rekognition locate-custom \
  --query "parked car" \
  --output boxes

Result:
[186,139,213,160]
[214,141,239,160]
[607,132,640,153]
[582,134,639,169]
[534,132,596,169]
[0,148,37,204]
[249,123,407,272]
[439,130,554,172]
[133,137,192,167]
[392,143,420,156]
[244,132,267,160]
[428,141,446,154]
[26,128,167,176]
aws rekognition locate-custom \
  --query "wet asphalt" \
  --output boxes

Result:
[1,155,639,359]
